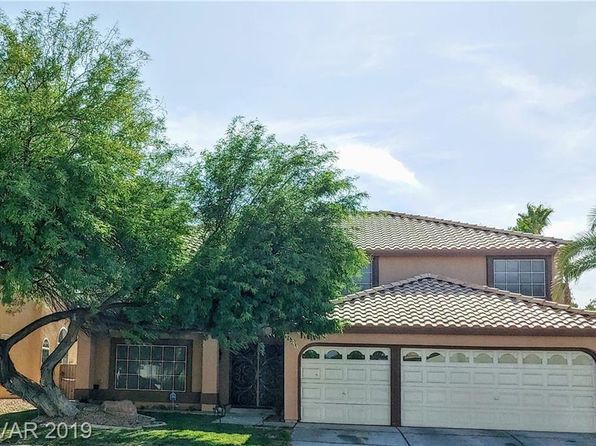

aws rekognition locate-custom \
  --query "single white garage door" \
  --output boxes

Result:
[301,346,391,425]
[402,348,596,433]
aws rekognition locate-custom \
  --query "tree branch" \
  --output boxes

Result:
[40,310,86,387]
[4,308,86,350]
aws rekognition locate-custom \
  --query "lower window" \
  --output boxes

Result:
[115,344,187,391]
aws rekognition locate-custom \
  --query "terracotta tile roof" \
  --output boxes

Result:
[350,211,567,253]
[333,274,596,333]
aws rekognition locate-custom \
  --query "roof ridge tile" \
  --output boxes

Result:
[367,210,569,244]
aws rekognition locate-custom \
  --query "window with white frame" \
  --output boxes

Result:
[493,259,546,297]
[115,344,187,392]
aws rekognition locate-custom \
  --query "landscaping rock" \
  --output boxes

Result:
[101,400,137,417]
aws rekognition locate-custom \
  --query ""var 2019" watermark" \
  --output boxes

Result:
[1,421,92,440]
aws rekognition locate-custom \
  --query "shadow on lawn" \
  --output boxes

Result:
[0,410,290,446]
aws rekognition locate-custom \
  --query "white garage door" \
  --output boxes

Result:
[402,348,596,433]
[300,346,391,425]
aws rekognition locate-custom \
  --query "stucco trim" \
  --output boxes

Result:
[200,392,219,405]
[88,389,202,403]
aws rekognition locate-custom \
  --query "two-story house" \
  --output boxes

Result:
[72,211,596,433]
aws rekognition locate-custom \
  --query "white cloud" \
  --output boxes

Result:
[438,41,596,155]
[490,70,587,110]
[570,270,596,308]
[333,141,420,187]
[543,219,586,240]
[167,111,421,188]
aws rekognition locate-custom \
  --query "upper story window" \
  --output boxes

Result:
[492,258,546,297]
[354,259,374,290]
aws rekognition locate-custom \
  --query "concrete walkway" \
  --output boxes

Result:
[292,423,596,446]
[214,408,273,426]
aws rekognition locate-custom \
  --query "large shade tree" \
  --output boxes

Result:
[0,9,191,416]
[175,119,368,349]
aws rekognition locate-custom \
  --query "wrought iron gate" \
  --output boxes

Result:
[230,343,283,408]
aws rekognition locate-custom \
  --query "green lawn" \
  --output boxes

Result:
[0,410,291,446]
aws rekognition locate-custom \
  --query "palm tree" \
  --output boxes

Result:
[510,203,554,234]
[554,206,596,304]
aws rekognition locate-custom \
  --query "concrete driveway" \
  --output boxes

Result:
[292,423,596,446]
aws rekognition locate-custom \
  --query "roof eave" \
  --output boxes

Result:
[362,248,560,256]
[343,325,596,337]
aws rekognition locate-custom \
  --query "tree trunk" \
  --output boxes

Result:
[0,309,87,417]
[0,340,77,417]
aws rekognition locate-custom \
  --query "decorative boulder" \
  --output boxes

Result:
[101,400,138,417]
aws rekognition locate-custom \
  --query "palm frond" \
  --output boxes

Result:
[589,206,596,232]
[555,231,596,282]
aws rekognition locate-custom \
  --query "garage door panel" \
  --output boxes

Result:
[450,371,470,384]
[369,367,390,382]
[402,349,596,433]
[574,394,595,408]
[547,373,569,386]
[403,389,423,404]
[521,373,544,386]
[573,373,594,387]
[473,391,495,405]
[426,370,447,383]
[403,370,423,383]
[498,372,519,385]
[548,394,571,408]
[301,402,322,421]
[521,392,545,407]
[497,392,520,406]
[301,366,321,380]
[426,389,447,404]
[323,367,344,380]
[324,386,346,401]
[322,404,345,423]
[450,390,472,405]
[369,386,390,404]
[346,368,366,381]
[473,372,495,385]
[301,385,322,400]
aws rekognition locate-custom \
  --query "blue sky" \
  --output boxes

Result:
[4,2,596,305]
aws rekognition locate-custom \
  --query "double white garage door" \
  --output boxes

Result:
[301,346,596,432]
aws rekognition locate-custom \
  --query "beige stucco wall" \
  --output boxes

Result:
[283,332,596,422]
[378,255,488,285]
[0,302,77,399]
